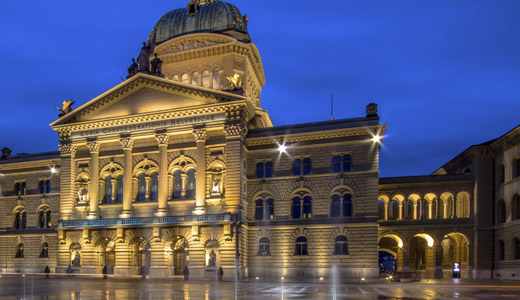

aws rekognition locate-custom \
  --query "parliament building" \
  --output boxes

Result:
[0,0,519,281]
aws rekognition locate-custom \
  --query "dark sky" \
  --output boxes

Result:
[1,0,519,177]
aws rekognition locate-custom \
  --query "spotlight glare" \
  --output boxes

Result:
[371,135,381,143]
[278,143,287,153]
[50,166,56,174]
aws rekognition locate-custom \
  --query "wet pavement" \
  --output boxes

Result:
[0,275,519,299]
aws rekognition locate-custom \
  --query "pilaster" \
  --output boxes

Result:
[58,143,77,220]
[155,133,169,216]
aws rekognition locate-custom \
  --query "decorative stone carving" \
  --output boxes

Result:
[224,123,247,138]
[127,58,138,78]
[225,106,243,122]
[192,128,208,141]
[119,137,134,149]
[225,73,243,90]
[58,143,76,156]
[57,128,72,143]
[137,42,152,72]
[56,99,75,117]
[155,133,169,145]
[162,39,227,54]
[86,141,101,153]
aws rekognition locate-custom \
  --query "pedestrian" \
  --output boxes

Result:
[183,265,189,280]
[141,265,147,280]
[44,266,50,279]
[218,266,223,281]
[102,265,108,279]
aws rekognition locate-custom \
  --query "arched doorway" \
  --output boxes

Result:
[409,234,434,272]
[441,233,470,278]
[98,240,115,272]
[132,239,151,275]
[70,243,82,267]
[378,234,404,275]
[169,237,188,275]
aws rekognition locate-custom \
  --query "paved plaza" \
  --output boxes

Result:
[0,276,519,299]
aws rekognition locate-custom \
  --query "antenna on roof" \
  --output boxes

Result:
[330,93,334,121]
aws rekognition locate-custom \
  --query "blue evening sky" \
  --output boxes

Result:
[0,0,519,177]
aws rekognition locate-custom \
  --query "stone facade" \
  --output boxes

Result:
[0,0,518,281]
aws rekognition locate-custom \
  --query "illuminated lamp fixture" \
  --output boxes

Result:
[278,143,287,153]
[50,165,57,174]
[371,135,382,143]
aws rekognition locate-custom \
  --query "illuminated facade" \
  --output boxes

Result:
[0,0,518,281]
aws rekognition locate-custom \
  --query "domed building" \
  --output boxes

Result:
[1,0,516,282]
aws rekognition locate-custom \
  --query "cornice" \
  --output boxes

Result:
[0,159,60,172]
[491,131,520,155]
[246,128,377,147]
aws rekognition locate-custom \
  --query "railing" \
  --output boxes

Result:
[58,214,232,228]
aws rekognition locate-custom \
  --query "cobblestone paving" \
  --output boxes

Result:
[0,276,520,299]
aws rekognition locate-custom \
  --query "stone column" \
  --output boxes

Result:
[413,203,418,220]
[145,176,151,201]
[401,247,411,273]
[155,133,169,217]
[384,202,388,220]
[86,141,101,219]
[193,127,208,215]
[398,203,403,220]
[119,137,134,218]
[111,178,118,202]
[58,142,76,221]
[434,243,444,279]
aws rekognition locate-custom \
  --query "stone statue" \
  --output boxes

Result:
[72,251,81,267]
[78,187,89,203]
[150,53,163,74]
[56,99,75,117]
[127,58,138,78]
[211,177,220,194]
[225,73,243,90]
[208,250,216,267]
[137,42,151,72]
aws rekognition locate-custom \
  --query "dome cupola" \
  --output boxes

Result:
[150,0,250,46]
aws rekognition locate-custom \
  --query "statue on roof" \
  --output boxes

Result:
[225,73,243,90]
[127,58,139,78]
[150,53,163,74]
[137,42,152,72]
[56,99,75,117]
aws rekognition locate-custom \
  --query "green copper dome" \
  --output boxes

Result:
[150,0,250,45]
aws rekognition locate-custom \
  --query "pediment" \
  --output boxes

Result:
[51,73,245,127]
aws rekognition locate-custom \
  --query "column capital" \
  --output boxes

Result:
[58,143,76,156]
[86,141,101,153]
[119,137,134,149]
[193,128,208,141]
[155,133,169,145]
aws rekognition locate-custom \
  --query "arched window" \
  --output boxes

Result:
[15,244,24,258]
[332,154,352,173]
[303,196,312,218]
[334,235,349,255]
[294,236,308,255]
[498,164,505,184]
[105,175,113,203]
[202,70,211,88]
[392,199,400,220]
[498,200,506,224]
[255,199,264,220]
[13,209,26,230]
[407,199,415,219]
[138,173,146,201]
[38,208,51,229]
[513,158,520,178]
[513,238,520,260]
[150,173,159,201]
[265,162,273,177]
[172,170,182,199]
[498,240,505,261]
[330,193,353,217]
[513,195,520,221]
[181,73,190,84]
[257,237,270,256]
[192,72,200,86]
[292,197,301,219]
[456,192,470,218]
[378,200,386,220]
[331,195,341,218]
[117,175,124,203]
[186,169,196,198]
[213,69,221,89]
[265,199,274,220]
[40,242,49,258]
